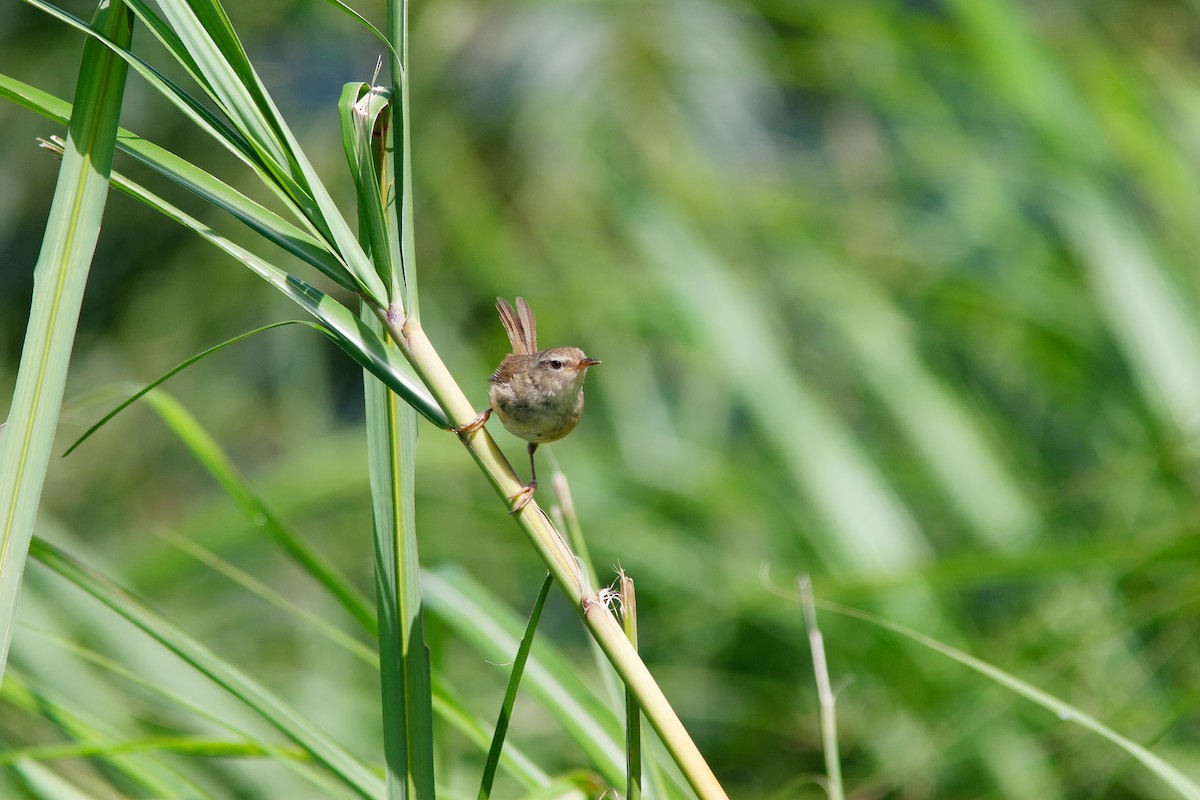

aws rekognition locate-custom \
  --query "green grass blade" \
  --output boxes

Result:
[63,321,300,457]
[0,0,132,684]
[7,757,96,800]
[0,75,355,290]
[27,538,386,799]
[363,306,436,800]
[619,573,641,800]
[2,671,211,798]
[18,0,382,301]
[629,205,932,578]
[823,599,1200,800]
[479,573,553,800]
[68,152,447,427]
[386,0,418,313]
[136,390,377,633]
[341,81,399,298]
[137,0,389,305]
[423,567,644,792]
[431,677,550,792]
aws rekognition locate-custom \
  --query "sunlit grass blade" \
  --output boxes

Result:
[363,307,435,800]
[6,756,95,800]
[1,671,209,797]
[821,599,1200,800]
[1056,184,1200,438]
[628,204,932,579]
[619,572,641,800]
[64,321,300,456]
[0,76,356,290]
[423,567,646,792]
[48,143,448,427]
[28,537,386,798]
[127,0,389,305]
[798,576,844,800]
[431,676,550,792]
[479,573,553,800]
[9,632,358,798]
[0,0,132,685]
[135,389,376,633]
[19,0,385,302]
[160,531,377,664]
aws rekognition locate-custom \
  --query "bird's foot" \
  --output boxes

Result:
[508,481,537,515]
[451,409,491,439]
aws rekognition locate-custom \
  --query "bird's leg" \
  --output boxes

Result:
[509,442,539,515]
[450,408,491,439]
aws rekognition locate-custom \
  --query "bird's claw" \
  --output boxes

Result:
[507,481,537,515]
[451,409,491,439]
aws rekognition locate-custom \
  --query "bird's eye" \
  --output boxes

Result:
[548,360,562,370]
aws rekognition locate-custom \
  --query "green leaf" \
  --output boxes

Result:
[479,574,554,800]
[76,151,447,427]
[824,600,1200,800]
[140,390,378,634]
[363,305,436,800]
[0,0,132,685]
[28,538,386,799]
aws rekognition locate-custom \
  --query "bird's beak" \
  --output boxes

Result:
[576,357,602,371]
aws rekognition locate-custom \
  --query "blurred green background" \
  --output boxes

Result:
[3,0,1200,797]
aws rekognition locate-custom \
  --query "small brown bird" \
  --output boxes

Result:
[454,297,600,513]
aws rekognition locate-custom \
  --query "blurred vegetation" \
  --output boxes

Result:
[3,0,1200,797]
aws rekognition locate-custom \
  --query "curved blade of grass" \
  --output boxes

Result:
[629,204,932,578]
[10,633,355,796]
[341,81,399,298]
[27,537,385,799]
[17,0,380,301]
[64,321,299,457]
[423,567,635,792]
[17,2,295,216]
[17,631,358,797]
[140,390,377,634]
[821,599,1200,800]
[2,671,211,798]
[479,573,553,800]
[0,76,356,291]
[127,0,389,305]
[143,526,548,793]
[6,757,95,800]
[319,0,397,61]
[56,143,448,427]
[362,305,435,800]
[431,676,550,792]
[0,0,132,685]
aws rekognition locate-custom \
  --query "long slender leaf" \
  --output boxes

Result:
[822,600,1200,800]
[64,321,302,457]
[0,75,357,291]
[422,567,631,791]
[28,538,386,799]
[479,574,554,800]
[2,671,210,798]
[133,0,390,305]
[50,143,448,427]
[140,390,378,634]
[346,48,436,797]
[0,0,132,684]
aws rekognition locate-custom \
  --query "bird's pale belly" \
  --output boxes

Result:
[490,388,585,444]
